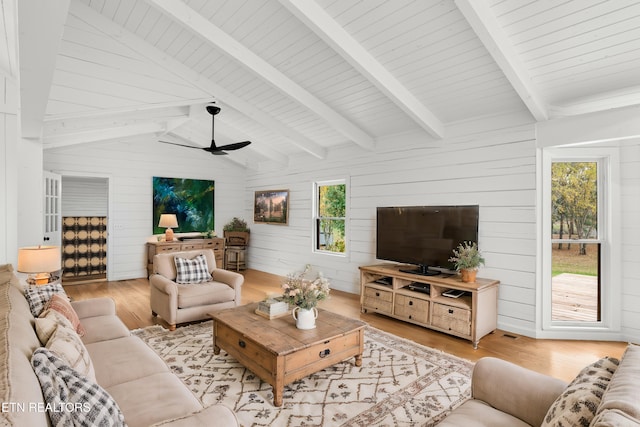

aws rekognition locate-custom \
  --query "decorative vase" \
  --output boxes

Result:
[292,306,318,330]
[460,269,477,283]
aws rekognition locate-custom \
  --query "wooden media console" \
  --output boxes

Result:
[359,264,499,349]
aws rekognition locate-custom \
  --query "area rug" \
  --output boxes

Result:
[133,321,473,426]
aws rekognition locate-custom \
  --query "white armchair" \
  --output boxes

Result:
[149,249,243,330]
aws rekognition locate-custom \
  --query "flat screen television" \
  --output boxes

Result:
[376,205,479,276]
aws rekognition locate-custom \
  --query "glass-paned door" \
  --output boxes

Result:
[550,162,600,322]
[43,171,62,246]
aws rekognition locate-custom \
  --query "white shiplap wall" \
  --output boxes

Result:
[62,176,108,217]
[0,75,19,266]
[39,114,640,342]
[246,112,539,336]
[621,141,640,341]
[44,138,247,280]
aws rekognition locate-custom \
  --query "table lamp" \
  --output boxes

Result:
[158,214,179,241]
[17,246,62,285]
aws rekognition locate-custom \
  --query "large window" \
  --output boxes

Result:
[313,180,346,254]
[550,161,601,322]
[542,147,620,334]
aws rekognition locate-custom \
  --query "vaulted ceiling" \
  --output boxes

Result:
[15,0,640,168]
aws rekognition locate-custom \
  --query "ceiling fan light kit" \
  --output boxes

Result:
[160,103,251,155]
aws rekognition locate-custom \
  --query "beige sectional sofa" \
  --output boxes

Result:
[0,264,239,426]
[437,345,640,426]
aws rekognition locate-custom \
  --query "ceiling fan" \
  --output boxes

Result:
[159,104,251,155]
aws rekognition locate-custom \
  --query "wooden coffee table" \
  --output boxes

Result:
[210,303,365,406]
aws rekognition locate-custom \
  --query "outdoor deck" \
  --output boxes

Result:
[552,273,598,322]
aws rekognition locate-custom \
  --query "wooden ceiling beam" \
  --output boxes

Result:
[45,98,214,122]
[71,1,325,160]
[455,0,548,121]
[43,120,169,148]
[548,86,640,118]
[143,0,375,150]
[279,0,444,139]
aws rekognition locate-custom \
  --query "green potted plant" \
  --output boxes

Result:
[223,217,250,246]
[448,241,485,283]
[202,229,216,238]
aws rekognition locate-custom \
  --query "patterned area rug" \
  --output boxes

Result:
[133,321,473,426]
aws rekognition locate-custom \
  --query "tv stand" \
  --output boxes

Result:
[359,263,499,349]
[399,265,440,276]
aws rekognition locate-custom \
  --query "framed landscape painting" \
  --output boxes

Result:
[153,177,215,234]
[254,189,289,225]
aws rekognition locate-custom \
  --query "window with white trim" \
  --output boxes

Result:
[542,147,620,333]
[313,180,346,255]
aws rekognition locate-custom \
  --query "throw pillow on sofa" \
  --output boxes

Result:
[42,293,86,336]
[542,356,620,427]
[35,309,75,345]
[174,254,212,284]
[31,347,125,427]
[46,323,96,381]
[24,282,66,317]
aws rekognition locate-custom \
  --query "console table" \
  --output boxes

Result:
[146,238,225,277]
[359,264,499,348]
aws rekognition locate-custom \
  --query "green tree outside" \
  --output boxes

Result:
[318,184,345,253]
[551,162,598,276]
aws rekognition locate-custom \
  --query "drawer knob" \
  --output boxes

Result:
[409,301,413,306]
[448,309,454,314]
[375,292,380,297]
[238,340,246,348]
[319,349,331,358]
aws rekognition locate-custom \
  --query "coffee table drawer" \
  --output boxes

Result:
[215,323,275,375]
[284,329,362,375]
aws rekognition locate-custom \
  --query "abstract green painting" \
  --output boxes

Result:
[153,177,215,234]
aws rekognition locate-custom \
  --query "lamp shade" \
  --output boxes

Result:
[17,246,61,273]
[158,214,179,228]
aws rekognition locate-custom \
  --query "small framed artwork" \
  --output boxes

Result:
[254,189,289,225]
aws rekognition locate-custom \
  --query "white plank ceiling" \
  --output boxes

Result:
[16,0,640,168]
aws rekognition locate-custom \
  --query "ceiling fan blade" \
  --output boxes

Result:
[216,141,252,151]
[159,140,206,150]
[160,104,250,157]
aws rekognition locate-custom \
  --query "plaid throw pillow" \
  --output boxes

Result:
[24,283,66,317]
[174,254,212,284]
[31,347,126,427]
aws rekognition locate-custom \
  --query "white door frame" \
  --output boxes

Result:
[55,171,113,281]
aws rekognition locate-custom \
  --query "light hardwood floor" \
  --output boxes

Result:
[63,269,627,383]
